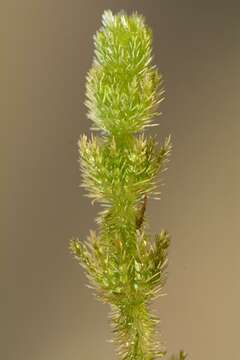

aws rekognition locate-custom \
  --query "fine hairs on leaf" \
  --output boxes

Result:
[69,10,188,360]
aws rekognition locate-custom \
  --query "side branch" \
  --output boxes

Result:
[136,194,147,230]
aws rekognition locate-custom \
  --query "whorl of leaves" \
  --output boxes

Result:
[86,10,164,135]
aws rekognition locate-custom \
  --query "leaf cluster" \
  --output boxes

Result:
[78,133,171,206]
[86,10,164,135]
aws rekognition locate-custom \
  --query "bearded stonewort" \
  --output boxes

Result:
[70,10,187,360]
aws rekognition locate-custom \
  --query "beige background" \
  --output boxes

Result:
[2,1,240,359]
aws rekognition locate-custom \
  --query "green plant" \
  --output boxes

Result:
[70,10,187,360]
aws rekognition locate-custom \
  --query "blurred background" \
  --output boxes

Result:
[2,1,240,359]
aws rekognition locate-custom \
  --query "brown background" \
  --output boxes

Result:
[2,1,240,359]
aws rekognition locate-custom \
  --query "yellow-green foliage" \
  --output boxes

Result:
[70,10,187,360]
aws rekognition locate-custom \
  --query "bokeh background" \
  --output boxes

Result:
[2,1,240,359]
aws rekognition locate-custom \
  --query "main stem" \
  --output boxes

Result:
[101,189,159,359]
[112,301,157,360]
